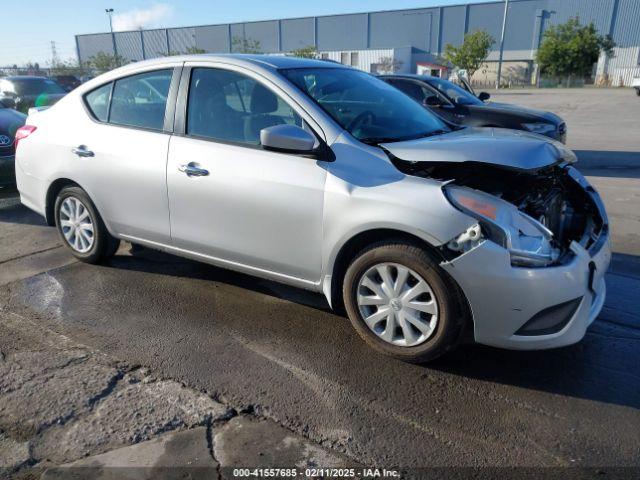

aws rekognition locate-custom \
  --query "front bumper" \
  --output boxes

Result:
[0,155,15,188]
[441,169,610,350]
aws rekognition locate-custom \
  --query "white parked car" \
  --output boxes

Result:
[14,55,610,362]
[633,77,640,96]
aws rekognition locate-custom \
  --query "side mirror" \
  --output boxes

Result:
[260,124,315,154]
[424,96,443,107]
[478,91,491,102]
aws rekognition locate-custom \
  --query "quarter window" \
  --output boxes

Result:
[85,83,112,122]
[108,69,172,130]
[186,68,302,146]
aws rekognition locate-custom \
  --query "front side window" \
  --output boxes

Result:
[187,68,301,145]
[109,69,172,130]
[389,79,442,105]
[281,67,449,144]
[427,77,482,106]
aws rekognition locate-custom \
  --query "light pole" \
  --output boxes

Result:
[495,0,509,89]
[105,8,118,59]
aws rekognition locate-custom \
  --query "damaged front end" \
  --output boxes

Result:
[394,159,607,268]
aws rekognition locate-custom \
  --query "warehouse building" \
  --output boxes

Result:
[75,0,640,86]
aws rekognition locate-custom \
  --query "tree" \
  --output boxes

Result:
[289,46,317,59]
[88,52,127,72]
[186,46,206,54]
[536,18,615,85]
[231,36,262,54]
[377,56,403,74]
[443,30,494,79]
[162,47,206,57]
[49,58,89,77]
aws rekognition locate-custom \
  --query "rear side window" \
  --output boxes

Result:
[109,69,172,131]
[85,83,112,122]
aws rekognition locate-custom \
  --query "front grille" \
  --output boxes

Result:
[0,143,14,157]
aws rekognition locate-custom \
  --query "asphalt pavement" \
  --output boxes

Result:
[0,88,638,470]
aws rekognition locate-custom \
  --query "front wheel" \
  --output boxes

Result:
[343,242,467,363]
[636,88,640,97]
[54,186,120,263]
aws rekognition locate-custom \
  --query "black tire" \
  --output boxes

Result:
[343,241,467,363]
[54,186,120,264]
[636,88,640,97]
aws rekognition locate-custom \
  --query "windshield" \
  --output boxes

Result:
[12,78,66,96]
[280,68,449,144]
[426,77,483,106]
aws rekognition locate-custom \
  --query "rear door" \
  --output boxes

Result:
[166,64,327,283]
[76,67,180,244]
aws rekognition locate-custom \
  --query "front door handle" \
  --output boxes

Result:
[71,145,94,157]
[178,162,209,177]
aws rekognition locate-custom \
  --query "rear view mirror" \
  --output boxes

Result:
[478,91,491,102]
[261,124,315,153]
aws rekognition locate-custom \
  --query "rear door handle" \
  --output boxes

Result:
[178,162,209,177]
[71,145,94,157]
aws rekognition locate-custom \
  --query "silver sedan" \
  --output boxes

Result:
[14,55,610,362]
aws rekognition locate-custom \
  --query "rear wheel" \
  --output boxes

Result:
[343,242,467,363]
[54,186,119,263]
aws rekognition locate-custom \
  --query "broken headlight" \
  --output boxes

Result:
[444,185,560,267]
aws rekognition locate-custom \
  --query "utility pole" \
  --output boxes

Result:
[495,0,509,89]
[50,40,60,67]
[105,8,118,60]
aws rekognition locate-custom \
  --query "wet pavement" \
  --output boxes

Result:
[1,204,639,467]
[1,89,639,468]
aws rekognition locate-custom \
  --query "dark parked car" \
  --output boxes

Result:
[51,75,81,92]
[0,100,27,188]
[0,76,66,113]
[380,74,567,143]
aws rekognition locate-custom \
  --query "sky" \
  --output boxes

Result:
[0,0,489,66]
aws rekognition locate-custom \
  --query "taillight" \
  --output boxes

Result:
[15,125,37,149]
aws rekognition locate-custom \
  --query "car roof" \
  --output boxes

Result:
[378,73,436,82]
[113,54,348,73]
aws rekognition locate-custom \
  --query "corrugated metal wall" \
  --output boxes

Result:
[75,0,640,85]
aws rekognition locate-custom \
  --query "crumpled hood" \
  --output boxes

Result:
[381,127,576,172]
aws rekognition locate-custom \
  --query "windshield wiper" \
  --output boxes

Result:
[359,129,451,146]
[416,129,450,138]
[359,137,403,145]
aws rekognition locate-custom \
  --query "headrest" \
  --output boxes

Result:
[249,84,278,114]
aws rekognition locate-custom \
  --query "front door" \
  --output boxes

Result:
[166,66,327,284]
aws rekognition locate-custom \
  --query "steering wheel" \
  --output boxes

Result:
[347,110,376,132]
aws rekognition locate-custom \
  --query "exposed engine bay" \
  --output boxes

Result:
[391,159,606,264]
